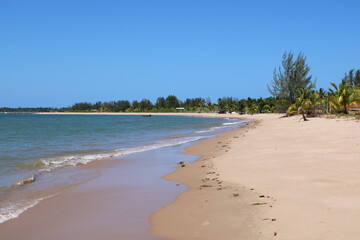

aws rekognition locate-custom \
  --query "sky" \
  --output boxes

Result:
[1,0,360,107]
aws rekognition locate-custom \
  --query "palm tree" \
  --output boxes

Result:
[328,80,356,114]
[298,88,315,109]
[286,85,316,119]
[296,87,317,120]
[314,88,327,109]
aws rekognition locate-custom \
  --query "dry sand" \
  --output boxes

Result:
[150,113,360,240]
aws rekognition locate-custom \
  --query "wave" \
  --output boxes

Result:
[16,135,210,182]
[222,121,244,125]
[0,193,57,224]
[196,120,247,133]
[114,136,207,156]
[194,130,212,133]
[195,126,225,133]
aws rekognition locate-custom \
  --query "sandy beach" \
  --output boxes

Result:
[1,112,359,239]
[151,113,360,240]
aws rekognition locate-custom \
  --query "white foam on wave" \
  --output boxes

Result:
[113,136,208,156]
[196,119,248,133]
[195,130,212,133]
[0,193,57,224]
[40,154,105,171]
[34,136,209,175]
[195,126,226,133]
[196,120,247,133]
[222,121,244,125]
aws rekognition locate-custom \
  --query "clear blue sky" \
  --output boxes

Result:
[1,0,359,107]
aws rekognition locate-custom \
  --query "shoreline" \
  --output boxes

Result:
[151,119,263,239]
[0,113,247,239]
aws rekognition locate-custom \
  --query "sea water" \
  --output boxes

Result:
[0,113,247,224]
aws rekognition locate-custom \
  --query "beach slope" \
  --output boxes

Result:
[152,114,360,240]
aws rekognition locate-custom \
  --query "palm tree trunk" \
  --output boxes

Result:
[302,113,308,121]
[344,103,348,114]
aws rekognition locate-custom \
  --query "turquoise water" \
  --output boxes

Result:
[0,113,246,223]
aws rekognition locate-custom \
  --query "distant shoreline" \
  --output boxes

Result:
[34,111,230,118]
[35,111,219,115]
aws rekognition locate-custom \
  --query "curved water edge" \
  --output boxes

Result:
[0,115,248,224]
[35,135,209,171]
[0,194,58,224]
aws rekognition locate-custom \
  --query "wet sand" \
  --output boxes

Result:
[0,144,197,240]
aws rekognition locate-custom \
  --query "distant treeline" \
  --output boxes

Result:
[0,107,68,113]
[0,96,281,114]
[68,96,282,114]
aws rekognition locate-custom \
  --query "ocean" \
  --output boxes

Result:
[0,113,246,225]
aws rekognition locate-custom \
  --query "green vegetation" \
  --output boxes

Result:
[0,107,67,113]
[2,52,359,116]
[268,52,360,117]
[268,52,314,105]
[67,96,281,114]
[329,80,359,114]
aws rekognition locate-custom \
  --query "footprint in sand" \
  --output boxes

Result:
[202,221,210,226]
